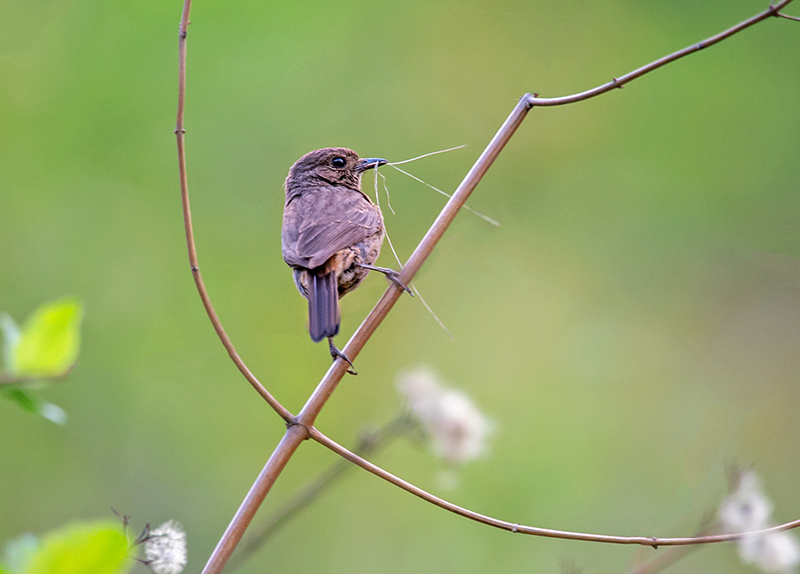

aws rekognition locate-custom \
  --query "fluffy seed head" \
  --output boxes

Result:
[145,520,187,574]
[397,368,493,466]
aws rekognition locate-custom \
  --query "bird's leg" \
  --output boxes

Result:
[328,337,357,375]
[358,264,413,296]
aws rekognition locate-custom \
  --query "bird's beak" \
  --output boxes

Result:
[355,157,388,173]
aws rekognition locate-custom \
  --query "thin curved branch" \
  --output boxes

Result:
[627,530,711,574]
[174,0,293,424]
[310,428,800,547]
[528,0,795,107]
[777,11,800,21]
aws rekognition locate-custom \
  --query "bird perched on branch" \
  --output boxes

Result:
[281,147,410,374]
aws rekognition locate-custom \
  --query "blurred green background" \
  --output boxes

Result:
[2,0,799,572]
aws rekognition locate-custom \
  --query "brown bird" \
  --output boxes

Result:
[281,147,410,373]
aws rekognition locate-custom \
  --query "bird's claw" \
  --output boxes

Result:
[385,270,414,296]
[328,338,357,375]
[358,264,413,296]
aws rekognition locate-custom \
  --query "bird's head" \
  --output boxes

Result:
[285,148,387,195]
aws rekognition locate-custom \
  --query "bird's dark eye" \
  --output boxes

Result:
[331,157,346,168]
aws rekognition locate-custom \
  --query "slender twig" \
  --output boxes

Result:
[626,508,722,574]
[777,11,800,20]
[627,530,713,574]
[527,0,795,107]
[174,0,293,424]
[0,365,74,386]
[177,1,798,571]
[310,428,800,547]
[228,416,412,572]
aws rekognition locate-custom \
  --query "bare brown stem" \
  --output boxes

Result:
[201,424,307,574]
[527,0,795,107]
[310,428,800,547]
[625,513,719,574]
[777,11,800,20]
[174,0,293,424]
[628,533,709,574]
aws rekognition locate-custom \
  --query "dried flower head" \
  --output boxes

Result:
[739,531,800,574]
[719,470,800,574]
[144,520,187,574]
[719,471,773,532]
[397,368,493,466]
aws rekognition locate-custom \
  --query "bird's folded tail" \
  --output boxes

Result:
[308,268,340,342]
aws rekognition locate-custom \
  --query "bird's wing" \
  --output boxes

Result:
[295,202,382,269]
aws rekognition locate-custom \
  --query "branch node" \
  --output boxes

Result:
[522,93,536,109]
[511,523,519,533]
[286,419,312,440]
[175,128,186,134]
[190,265,199,273]
[650,537,659,550]
[612,77,624,89]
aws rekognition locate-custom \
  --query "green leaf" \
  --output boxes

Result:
[22,521,129,574]
[2,532,40,573]
[11,299,83,377]
[1,389,67,425]
[2,388,39,414]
